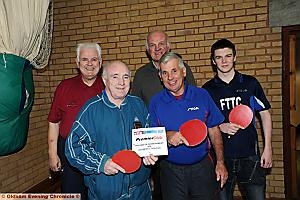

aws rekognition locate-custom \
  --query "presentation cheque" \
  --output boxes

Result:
[132,127,168,157]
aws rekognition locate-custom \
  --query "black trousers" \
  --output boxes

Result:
[159,155,220,200]
[58,136,87,200]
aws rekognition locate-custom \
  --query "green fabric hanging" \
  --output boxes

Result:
[0,53,34,156]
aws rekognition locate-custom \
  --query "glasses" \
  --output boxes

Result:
[80,57,99,64]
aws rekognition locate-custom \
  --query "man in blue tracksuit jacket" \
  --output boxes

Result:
[65,61,158,200]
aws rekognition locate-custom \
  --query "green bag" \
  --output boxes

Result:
[0,53,34,156]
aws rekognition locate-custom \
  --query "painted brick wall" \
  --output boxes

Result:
[0,0,284,198]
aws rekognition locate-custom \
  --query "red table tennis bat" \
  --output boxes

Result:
[111,150,141,173]
[229,104,253,129]
[179,119,207,146]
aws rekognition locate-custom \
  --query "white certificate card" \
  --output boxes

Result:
[132,127,168,157]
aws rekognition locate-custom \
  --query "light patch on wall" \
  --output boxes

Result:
[269,0,300,27]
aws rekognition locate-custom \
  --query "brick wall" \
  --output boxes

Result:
[0,0,284,198]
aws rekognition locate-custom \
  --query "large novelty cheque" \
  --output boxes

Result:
[132,127,168,157]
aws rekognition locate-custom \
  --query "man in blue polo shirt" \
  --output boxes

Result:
[149,52,227,199]
[203,38,273,200]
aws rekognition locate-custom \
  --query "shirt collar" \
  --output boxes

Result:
[101,90,128,108]
[213,70,242,85]
[151,60,160,70]
[161,81,192,103]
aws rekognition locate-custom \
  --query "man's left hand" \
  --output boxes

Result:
[143,154,158,165]
[261,146,272,168]
[215,161,228,188]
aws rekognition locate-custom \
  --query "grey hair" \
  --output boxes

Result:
[76,43,102,61]
[159,52,186,71]
[145,30,170,50]
[101,61,131,79]
[101,62,109,78]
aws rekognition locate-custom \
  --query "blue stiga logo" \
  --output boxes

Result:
[187,106,199,111]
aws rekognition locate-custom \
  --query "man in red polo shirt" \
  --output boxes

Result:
[48,43,105,199]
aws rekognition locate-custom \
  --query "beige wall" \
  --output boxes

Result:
[0,0,284,198]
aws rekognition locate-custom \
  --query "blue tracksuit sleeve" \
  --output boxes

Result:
[65,107,109,175]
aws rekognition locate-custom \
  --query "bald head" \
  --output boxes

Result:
[102,61,131,106]
[146,31,169,49]
[146,30,171,65]
[102,61,130,79]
